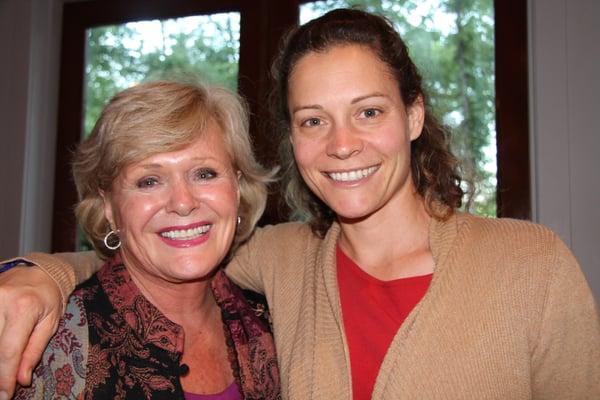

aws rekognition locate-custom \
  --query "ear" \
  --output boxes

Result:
[407,95,425,141]
[100,190,116,230]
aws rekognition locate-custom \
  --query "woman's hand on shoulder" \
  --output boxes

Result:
[0,266,63,399]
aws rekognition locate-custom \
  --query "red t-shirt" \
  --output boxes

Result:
[337,246,432,400]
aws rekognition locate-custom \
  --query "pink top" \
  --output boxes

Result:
[184,382,242,400]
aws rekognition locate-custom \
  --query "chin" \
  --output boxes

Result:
[333,198,390,222]
[172,269,216,283]
[170,259,217,277]
[332,207,374,222]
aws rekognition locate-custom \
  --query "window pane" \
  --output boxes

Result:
[83,13,241,137]
[300,1,496,217]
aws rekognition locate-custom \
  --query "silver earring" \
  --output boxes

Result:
[103,230,121,250]
[237,216,241,226]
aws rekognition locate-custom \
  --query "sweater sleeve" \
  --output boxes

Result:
[225,222,311,294]
[531,235,600,399]
[225,226,275,294]
[22,251,102,308]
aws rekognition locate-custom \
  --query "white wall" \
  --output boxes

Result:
[0,0,61,258]
[530,0,600,299]
[0,0,598,299]
[0,0,29,258]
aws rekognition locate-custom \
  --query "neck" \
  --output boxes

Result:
[337,187,433,279]
[127,268,218,326]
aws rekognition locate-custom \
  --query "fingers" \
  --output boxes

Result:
[0,299,38,398]
[0,313,14,400]
[17,313,60,386]
[0,266,63,398]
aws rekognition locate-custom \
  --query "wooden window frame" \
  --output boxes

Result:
[52,0,528,251]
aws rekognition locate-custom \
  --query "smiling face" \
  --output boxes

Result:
[102,121,240,285]
[287,44,424,222]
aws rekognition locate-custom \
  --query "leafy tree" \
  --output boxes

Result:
[83,14,240,137]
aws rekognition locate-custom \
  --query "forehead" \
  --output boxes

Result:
[288,44,398,101]
[129,121,234,168]
[187,122,232,158]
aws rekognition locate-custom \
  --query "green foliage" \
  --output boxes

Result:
[301,0,496,216]
[83,15,240,137]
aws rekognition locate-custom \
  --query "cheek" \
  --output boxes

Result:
[375,124,410,157]
[291,136,317,172]
[197,182,240,216]
[112,193,164,232]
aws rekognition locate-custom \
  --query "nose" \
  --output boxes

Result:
[167,179,197,216]
[326,123,363,159]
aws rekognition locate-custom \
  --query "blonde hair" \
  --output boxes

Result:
[73,80,274,258]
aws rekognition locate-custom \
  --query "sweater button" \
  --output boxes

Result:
[178,363,190,376]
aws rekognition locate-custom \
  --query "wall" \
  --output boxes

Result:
[0,0,598,298]
[530,0,600,299]
[0,0,61,257]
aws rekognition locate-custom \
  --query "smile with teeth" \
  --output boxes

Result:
[327,165,379,182]
[160,224,210,240]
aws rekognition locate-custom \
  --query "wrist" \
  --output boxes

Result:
[24,252,77,312]
[0,259,34,273]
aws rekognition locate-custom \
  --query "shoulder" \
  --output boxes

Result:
[243,221,320,256]
[252,221,315,242]
[454,212,563,252]
[433,212,579,279]
[442,214,589,301]
[455,211,551,234]
[225,221,326,292]
[49,290,89,378]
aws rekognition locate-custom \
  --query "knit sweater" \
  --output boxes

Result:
[29,213,600,399]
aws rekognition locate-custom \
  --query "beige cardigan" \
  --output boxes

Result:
[29,213,600,399]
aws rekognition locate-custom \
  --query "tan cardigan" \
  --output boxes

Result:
[29,213,600,399]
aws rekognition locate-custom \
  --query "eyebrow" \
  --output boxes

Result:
[137,163,163,170]
[291,104,323,114]
[291,92,389,114]
[351,92,388,104]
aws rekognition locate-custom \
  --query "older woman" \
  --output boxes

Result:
[1,8,599,400]
[9,80,279,399]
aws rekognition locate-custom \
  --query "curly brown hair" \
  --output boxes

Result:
[270,8,465,237]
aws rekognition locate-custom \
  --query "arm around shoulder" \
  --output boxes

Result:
[225,222,313,293]
[23,251,101,305]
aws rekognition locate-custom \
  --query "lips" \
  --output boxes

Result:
[158,222,211,248]
[326,165,379,182]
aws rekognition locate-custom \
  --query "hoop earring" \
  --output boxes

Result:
[103,230,121,250]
